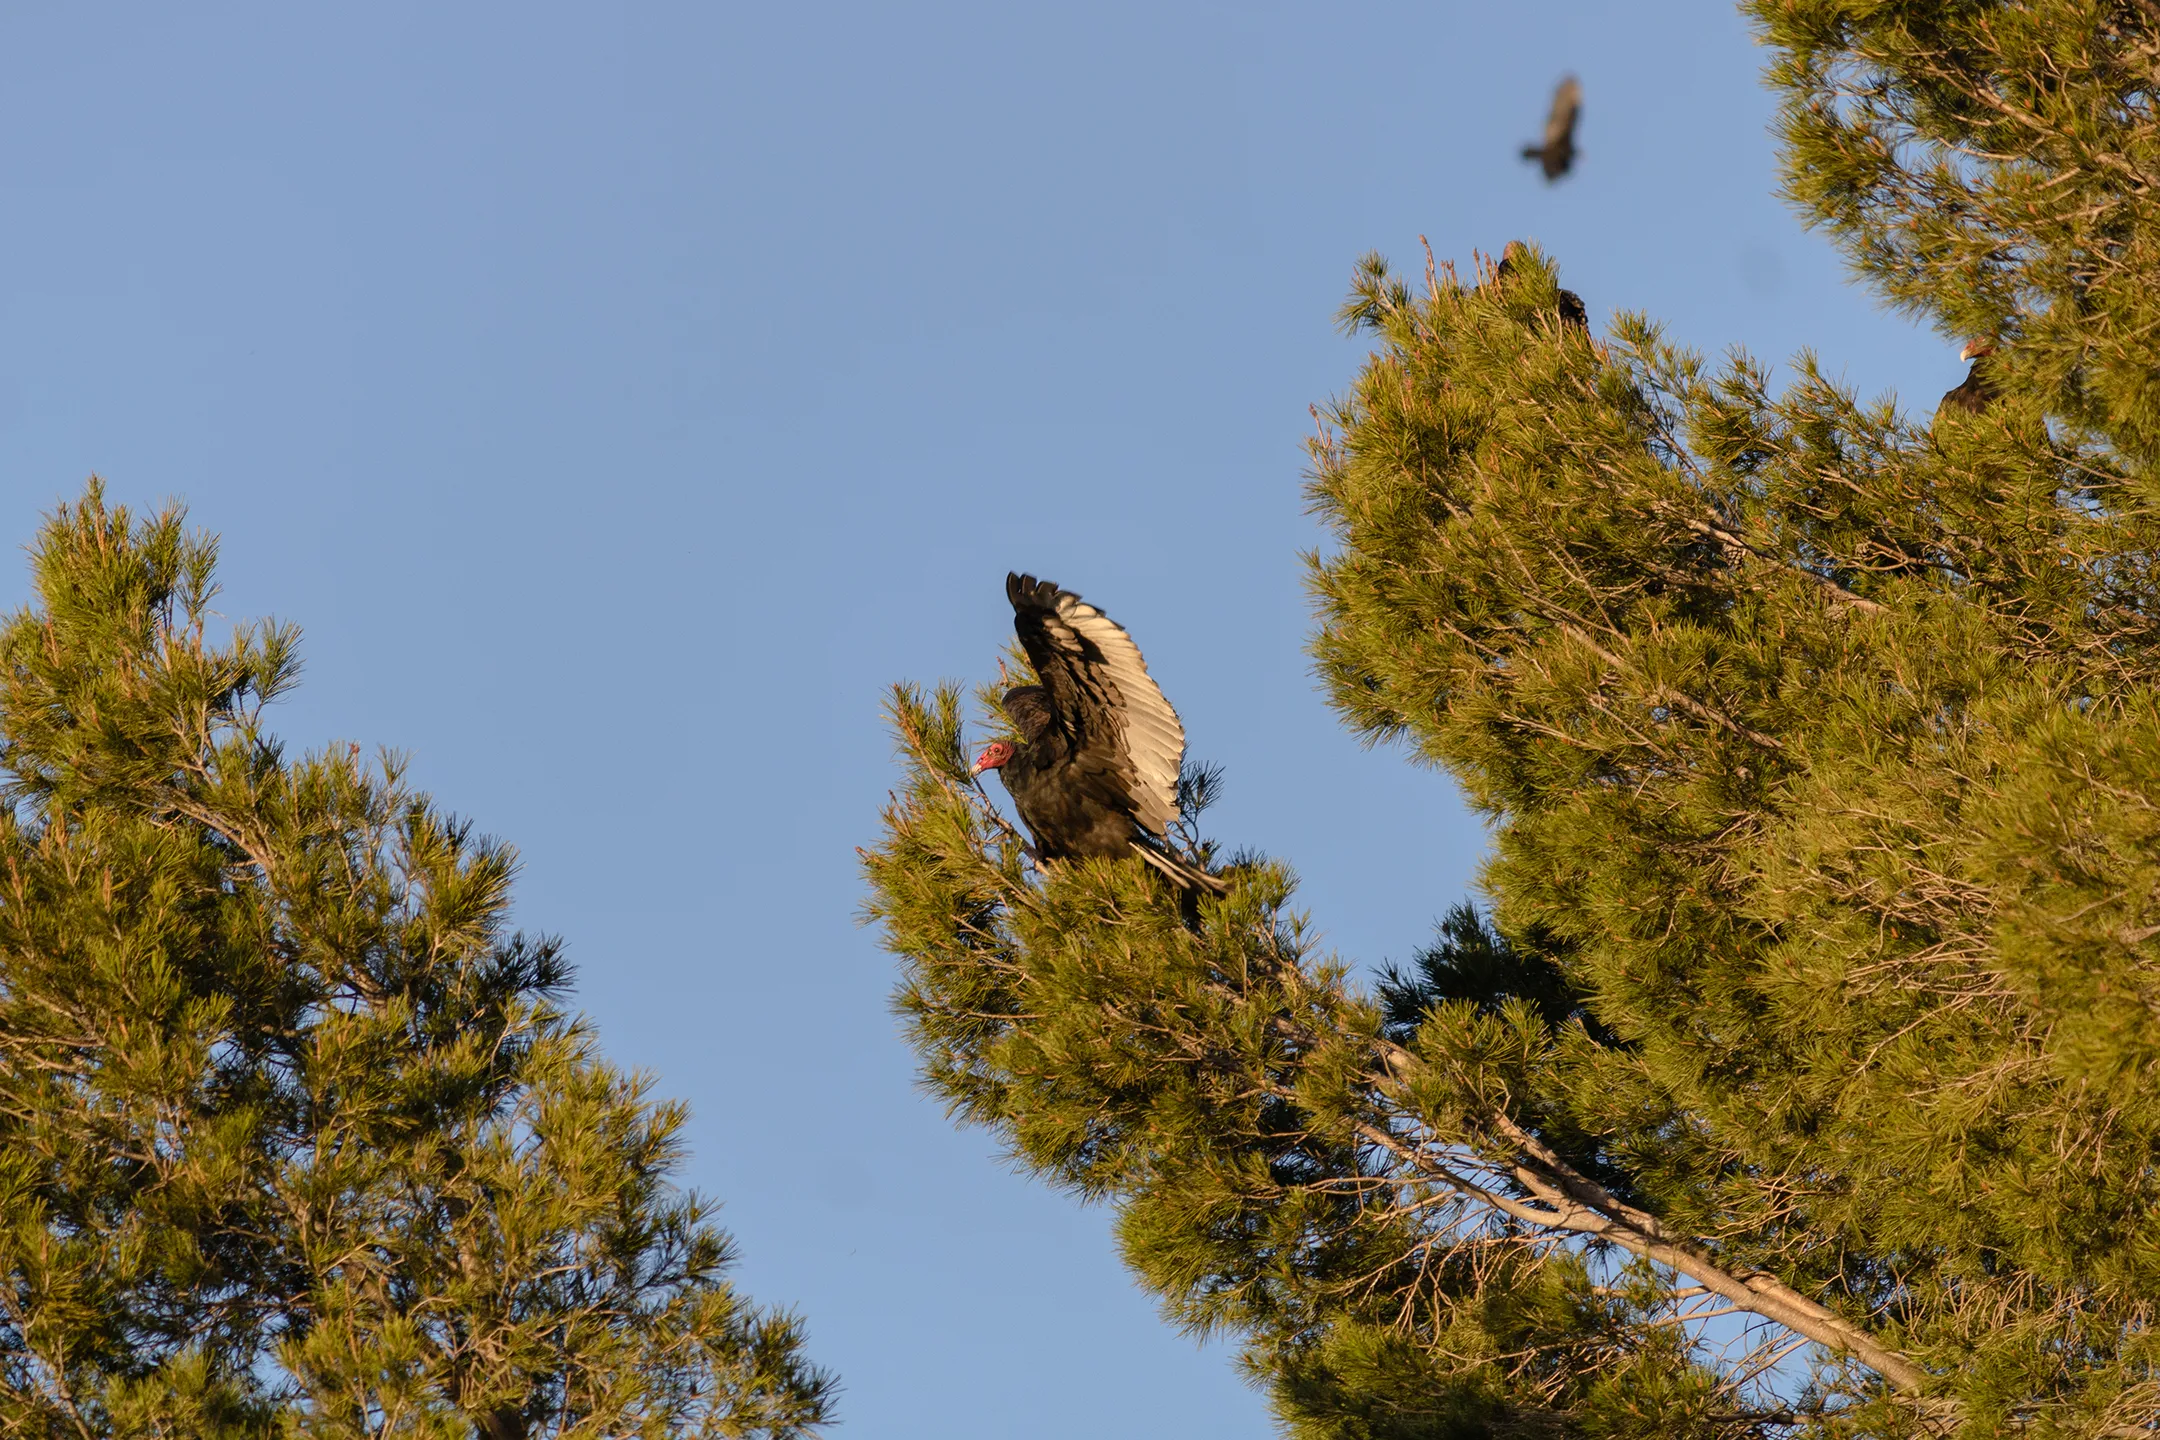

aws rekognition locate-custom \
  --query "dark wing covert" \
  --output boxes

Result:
[1001,685,1058,745]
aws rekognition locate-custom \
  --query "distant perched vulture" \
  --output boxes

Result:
[972,573,1226,895]
[1521,76,1582,181]
[1933,339,1999,429]
[1497,241,1589,330]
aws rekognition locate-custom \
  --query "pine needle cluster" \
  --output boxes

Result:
[1760,0,2160,460]
[0,485,834,1438]
[869,681,1795,1436]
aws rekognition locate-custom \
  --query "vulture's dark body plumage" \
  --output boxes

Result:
[1521,76,1582,181]
[974,573,1225,895]
[1934,341,1999,430]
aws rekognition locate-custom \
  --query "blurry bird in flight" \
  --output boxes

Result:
[1521,76,1582,182]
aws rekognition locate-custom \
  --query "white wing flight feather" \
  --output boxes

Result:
[1054,591,1185,837]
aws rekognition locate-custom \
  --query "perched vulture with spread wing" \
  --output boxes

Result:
[1521,76,1582,181]
[1496,241,1588,330]
[1933,339,1999,431]
[972,573,1226,895]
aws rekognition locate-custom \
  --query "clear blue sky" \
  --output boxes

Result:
[0,4,1952,1434]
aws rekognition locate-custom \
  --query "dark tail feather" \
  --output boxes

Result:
[1132,840,1230,896]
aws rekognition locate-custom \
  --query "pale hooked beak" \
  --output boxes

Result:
[1960,339,1995,362]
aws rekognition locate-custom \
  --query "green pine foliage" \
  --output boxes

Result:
[0,485,834,1438]
[1759,0,2160,463]
[867,6,2160,1437]
[869,686,1734,1437]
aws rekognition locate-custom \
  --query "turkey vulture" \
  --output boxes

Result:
[972,573,1227,896]
[1496,241,1588,330]
[1521,76,1582,181]
[1933,339,1999,429]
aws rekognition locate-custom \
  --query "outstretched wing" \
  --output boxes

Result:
[1006,572,1186,838]
[1543,76,1582,151]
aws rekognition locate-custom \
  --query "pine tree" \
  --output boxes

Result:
[866,5,2160,1435]
[0,484,834,1438]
